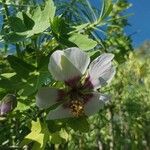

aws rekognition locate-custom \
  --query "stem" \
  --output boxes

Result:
[78,132,84,150]
[33,37,39,66]
[2,0,10,19]
[108,107,114,150]
[97,139,103,150]
[16,44,22,58]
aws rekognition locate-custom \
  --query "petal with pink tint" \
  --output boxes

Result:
[36,87,64,109]
[84,92,109,116]
[46,106,73,120]
[87,53,115,89]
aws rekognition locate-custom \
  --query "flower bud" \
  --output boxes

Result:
[0,94,17,116]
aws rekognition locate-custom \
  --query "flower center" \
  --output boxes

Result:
[70,100,85,117]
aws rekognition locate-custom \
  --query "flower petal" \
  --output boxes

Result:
[0,94,17,116]
[46,106,73,120]
[48,47,90,82]
[36,87,64,109]
[87,53,115,89]
[99,94,110,103]
[90,66,116,89]
[84,92,109,116]
[64,47,90,74]
[0,101,12,115]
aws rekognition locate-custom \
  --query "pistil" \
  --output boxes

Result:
[70,100,85,117]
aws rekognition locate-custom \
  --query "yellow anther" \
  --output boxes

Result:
[70,100,85,117]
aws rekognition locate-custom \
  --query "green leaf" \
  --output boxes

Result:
[22,12,35,30]
[22,61,51,96]
[51,17,63,35]
[44,0,56,21]
[74,23,89,32]
[29,7,48,35]
[20,119,49,150]
[69,33,97,50]
[1,73,16,78]
[21,56,51,96]
[99,0,113,21]
[8,12,34,33]
[51,17,71,37]
[0,74,27,92]
[3,56,50,96]
[15,101,31,112]
[67,116,90,132]
[4,33,26,43]
[51,17,74,46]
[88,50,101,60]
[0,77,14,90]
[84,0,97,21]
[21,71,50,96]
[5,0,56,41]
[26,0,56,36]
[47,120,63,133]
[50,129,68,144]
[7,55,36,78]
[8,16,27,32]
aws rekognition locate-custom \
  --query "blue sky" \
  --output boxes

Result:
[91,0,150,47]
[125,0,150,47]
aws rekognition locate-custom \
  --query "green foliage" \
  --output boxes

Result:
[0,0,149,149]
[68,33,97,51]
[67,116,90,132]
[20,119,49,150]
[3,0,56,42]
[7,55,36,78]
[99,0,113,21]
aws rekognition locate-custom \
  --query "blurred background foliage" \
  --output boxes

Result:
[0,0,149,149]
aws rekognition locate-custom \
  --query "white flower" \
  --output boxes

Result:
[36,47,116,120]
